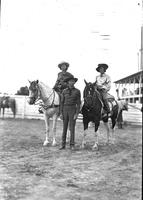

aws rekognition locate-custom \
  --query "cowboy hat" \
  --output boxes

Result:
[58,62,69,69]
[64,76,78,83]
[96,63,108,72]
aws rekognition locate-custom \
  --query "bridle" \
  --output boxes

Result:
[84,83,95,109]
[29,84,41,105]
[29,82,58,109]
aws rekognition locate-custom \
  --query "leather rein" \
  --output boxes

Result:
[34,86,59,110]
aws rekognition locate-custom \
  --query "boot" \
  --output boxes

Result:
[103,99,111,117]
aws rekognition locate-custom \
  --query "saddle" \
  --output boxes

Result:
[98,92,117,116]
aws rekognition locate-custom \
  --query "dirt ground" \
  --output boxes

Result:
[0,118,142,200]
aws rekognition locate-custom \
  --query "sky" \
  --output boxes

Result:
[0,0,142,97]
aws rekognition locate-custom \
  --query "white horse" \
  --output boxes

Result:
[27,80,60,146]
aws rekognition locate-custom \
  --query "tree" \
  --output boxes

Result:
[15,86,29,96]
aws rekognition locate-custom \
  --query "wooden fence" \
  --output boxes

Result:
[0,95,142,125]
[0,95,43,120]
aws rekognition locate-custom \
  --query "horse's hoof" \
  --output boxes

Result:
[110,139,115,145]
[43,141,50,146]
[52,142,57,147]
[81,142,86,149]
[92,144,99,151]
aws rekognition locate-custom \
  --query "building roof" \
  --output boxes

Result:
[114,70,143,84]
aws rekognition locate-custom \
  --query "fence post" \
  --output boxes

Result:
[22,96,26,119]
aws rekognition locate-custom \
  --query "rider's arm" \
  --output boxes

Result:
[102,75,111,91]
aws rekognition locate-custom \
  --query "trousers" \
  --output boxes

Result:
[100,90,110,113]
[61,105,76,147]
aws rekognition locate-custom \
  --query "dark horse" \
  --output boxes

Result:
[81,80,119,150]
[0,96,16,118]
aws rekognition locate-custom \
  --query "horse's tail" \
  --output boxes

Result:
[10,98,16,118]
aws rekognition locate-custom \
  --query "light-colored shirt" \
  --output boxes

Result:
[95,73,111,92]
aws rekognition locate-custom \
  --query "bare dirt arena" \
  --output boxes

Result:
[0,118,142,200]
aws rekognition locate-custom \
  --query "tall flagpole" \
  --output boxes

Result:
[141,26,143,70]
[140,1,143,70]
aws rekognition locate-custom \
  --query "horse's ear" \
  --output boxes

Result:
[28,80,31,84]
[36,80,39,84]
[84,79,88,85]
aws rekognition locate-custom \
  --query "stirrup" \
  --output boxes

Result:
[102,113,108,118]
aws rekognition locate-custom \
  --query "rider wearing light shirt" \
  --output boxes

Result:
[94,63,111,117]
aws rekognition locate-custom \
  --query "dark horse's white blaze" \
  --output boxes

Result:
[81,80,119,150]
[27,80,60,146]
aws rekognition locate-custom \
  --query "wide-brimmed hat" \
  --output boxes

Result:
[58,62,69,69]
[96,63,108,72]
[64,76,78,83]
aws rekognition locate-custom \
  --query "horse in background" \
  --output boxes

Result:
[0,96,16,119]
[81,80,119,150]
[27,80,60,146]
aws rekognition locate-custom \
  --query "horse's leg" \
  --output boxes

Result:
[103,122,110,144]
[92,122,100,150]
[110,116,118,144]
[11,104,16,118]
[51,114,58,146]
[92,130,100,150]
[81,119,89,148]
[2,108,5,119]
[43,114,50,146]
[81,128,88,148]
[11,107,15,118]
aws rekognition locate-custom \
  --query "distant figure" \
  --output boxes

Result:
[94,63,111,117]
[117,110,124,129]
[117,99,128,129]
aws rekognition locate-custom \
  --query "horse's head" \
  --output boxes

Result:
[83,80,95,108]
[27,80,39,105]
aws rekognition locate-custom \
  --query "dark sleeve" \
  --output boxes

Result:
[53,73,62,88]
[57,72,63,81]
[67,72,74,77]
[76,90,81,115]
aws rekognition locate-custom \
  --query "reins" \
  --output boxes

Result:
[34,86,59,110]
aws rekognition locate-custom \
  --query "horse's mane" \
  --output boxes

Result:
[83,82,102,110]
[38,81,53,99]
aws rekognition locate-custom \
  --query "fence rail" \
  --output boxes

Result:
[0,95,142,125]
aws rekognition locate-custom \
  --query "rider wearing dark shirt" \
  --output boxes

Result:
[53,62,74,93]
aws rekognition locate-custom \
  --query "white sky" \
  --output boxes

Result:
[0,0,142,96]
